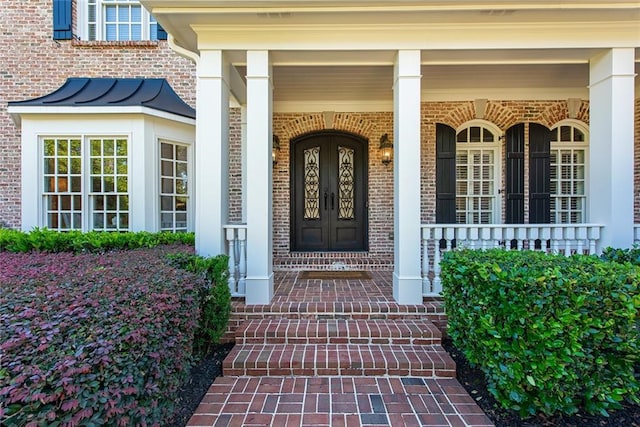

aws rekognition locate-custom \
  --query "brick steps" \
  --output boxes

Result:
[223,343,456,377]
[224,318,455,378]
[236,318,442,345]
[226,301,447,342]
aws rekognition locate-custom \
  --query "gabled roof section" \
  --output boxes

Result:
[8,78,195,119]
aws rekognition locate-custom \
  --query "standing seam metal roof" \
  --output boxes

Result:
[8,78,196,119]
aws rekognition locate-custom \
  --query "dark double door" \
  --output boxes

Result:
[291,132,368,251]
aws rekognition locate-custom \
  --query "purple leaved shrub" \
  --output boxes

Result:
[0,244,202,426]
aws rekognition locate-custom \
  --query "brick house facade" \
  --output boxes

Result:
[3,1,639,304]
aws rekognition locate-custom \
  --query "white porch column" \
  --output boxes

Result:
[393,50,423,304]
[245,50,274,305]
[195,50,230,256]
[589,48,635,250]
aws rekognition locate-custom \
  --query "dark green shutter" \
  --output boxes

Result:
[157,24,167,40]
[529,123,551,223]
[53,0,72,40]
[506,124,525,223]
[436,123,457,223]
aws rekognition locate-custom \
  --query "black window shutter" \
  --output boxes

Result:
[505,124,525,224]
[436,123,457,223]
[529,123,551,223]
[53,0,72,40]
[157,23,167,40]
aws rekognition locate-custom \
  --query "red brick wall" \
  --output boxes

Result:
[0,0,196,228]
[272,113,395,257]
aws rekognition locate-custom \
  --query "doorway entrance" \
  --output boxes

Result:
[291,131,368,251]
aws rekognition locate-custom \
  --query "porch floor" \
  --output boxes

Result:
[187,271,494,427]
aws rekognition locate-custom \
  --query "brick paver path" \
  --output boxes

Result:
[188,271,494,427]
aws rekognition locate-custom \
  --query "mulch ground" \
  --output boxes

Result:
[167,343,234,427]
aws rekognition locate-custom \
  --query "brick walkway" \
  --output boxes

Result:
[187,271,494,427]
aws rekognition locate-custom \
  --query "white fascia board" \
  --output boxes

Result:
[7,106,196,127]
[194,21,639,51]
[144,1,640,12]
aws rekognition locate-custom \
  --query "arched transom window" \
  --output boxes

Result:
[455,123,501,224]
[550,122,588,224]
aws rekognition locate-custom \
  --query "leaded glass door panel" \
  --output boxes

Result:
[291,132,368,251]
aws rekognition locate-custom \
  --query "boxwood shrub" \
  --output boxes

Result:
[441,249,639,417]
[0,244,202,426]
[0,228,194,253]
[167,253,232,353]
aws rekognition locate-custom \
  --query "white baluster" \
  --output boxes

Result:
[445,227,454,252]
[422,230,430,295]
[480,227,491,250]
[238,228,247,295]
[588,226,600,255]
[433,241,442,294]
[540,227,551,253]
[493,227,503,249]
[469,227,479,249]
[576,227,586,255]
[226,228,237,294]
[564,227,575,255]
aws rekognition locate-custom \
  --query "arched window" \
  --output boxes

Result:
[455,122,502,224]
[549,121,588,223]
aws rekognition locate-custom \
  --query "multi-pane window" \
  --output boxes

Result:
[90,138,129,230]
[455,125,499,224]
[43,138,83,231]
[42,137,129,231]
[160,142,189,232]
[550,124,587,224]
[87,0,160,41]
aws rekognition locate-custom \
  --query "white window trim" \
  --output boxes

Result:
[158,139,193,233]
[77,0,157,41]
[550,119,589,224]
[39,134,131,232]
[455,119,503,224]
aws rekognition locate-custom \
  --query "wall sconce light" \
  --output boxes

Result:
[379,133,393,165]
[272,134,280,166]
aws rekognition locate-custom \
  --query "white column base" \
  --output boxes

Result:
[393,273,423,305]
[245,274,274,305]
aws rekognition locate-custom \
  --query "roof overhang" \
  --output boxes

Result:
[141,0,640,56]
[7,106,196,127]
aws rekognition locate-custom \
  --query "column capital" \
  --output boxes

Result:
[589,48,635,87]
[394,50,422,79]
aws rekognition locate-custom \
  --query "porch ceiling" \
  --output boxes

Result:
[233,57,639,111]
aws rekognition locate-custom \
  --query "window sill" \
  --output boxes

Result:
[71,40,162,49]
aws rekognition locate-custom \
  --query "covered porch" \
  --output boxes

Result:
[142,0,639,305]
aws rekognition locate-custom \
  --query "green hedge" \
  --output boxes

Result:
[0,228,194,253]
[167,253,232,353]
[601,246,640,266]
[441,249,639,417]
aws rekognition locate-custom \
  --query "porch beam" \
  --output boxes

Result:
[393,50,423,305]
[195,50,230,256]
[245,50,274,305]
[588,48,635,250]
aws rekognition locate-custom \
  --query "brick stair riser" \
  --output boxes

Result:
[222,344,456,379]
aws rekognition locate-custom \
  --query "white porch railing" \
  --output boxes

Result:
[224,224,247,297]
[635,224,640,245]
[421,224,604,297]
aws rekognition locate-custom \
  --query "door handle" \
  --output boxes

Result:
[331,193,335,210]
[324,192,328,210]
